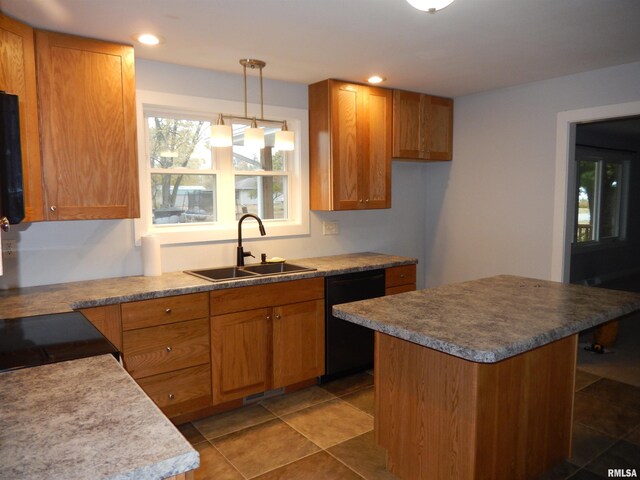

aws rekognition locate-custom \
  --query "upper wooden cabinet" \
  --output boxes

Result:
[0,13,44,222]
[35,30,140,220]
[392,90,453,161]
[309,79,392,210]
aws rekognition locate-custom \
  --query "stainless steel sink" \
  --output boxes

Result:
[185,262,315,282]
[242,262,315,276]
[186,266,259,282]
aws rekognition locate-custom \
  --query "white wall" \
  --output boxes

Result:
[424,61,640,287]
[0,60,428,289]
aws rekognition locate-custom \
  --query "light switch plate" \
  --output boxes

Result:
[323,221,339,235]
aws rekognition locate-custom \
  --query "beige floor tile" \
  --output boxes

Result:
[341,386,374,416]
[253,451,362,480]
[193,442,244,480]
[579,377,640,411]
[574,369,601,391]
[321,372,374,397]
[574,391,640,437]
[212,418,320,478]
[194,404,276,440]
[261,386,337,416]
[177,422,207,445]
[282,398,373,448]
[328,431,398,480]
[570,422,618,467]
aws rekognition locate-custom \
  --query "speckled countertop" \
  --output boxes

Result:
[0,354,198,479]
[333,275,640,363]
[0,252,416,319]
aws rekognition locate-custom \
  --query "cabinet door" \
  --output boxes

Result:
[0,14,43,222]
[424,95,453,161]
[35,31,139,220]
[392,90,423,159]
[331,82,361,210]
[362,86,392,209]
[211,308,270,403]
[272,299,325,388]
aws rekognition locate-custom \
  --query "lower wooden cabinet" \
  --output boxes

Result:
[120,293,212,420]
[385,264,417,295]
[210,278,325,404]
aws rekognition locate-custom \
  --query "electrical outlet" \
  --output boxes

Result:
[323,221,339,235]
[2,239,17,258]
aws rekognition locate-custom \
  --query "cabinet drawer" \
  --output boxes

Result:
[122,293,208,331]
[385,265,416,288]
[123,318,210,379]
[211,277,324,315]
[136,364,212,415]
[386,284,416,296]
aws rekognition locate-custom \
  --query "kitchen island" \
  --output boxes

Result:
[333,275,640,480]
[0,355,198,479]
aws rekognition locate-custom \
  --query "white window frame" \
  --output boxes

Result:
[573,145,630,248]
[134,90,309,245]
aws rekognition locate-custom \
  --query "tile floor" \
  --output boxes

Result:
[178,369,640,479]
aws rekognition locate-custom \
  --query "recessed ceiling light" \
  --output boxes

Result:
[367,75,386,84]
[406,0,454,13]
[133,33,163,45]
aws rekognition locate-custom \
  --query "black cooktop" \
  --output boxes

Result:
[0,311,119,372]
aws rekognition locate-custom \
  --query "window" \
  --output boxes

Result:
[135,91,309,245]
[574,146,630,245]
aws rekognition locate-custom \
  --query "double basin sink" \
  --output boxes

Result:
[186,262,316,282]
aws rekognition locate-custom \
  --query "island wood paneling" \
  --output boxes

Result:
[375,332,577,480]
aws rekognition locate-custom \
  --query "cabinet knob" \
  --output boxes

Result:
[359,199,363,203]
[275,314,281,320]
[166,346,172,352]
[365,199,370,203]
[266,315,271,320]
[400,274,405,278]
[165,308,172,314]
[168,393,175,400]
[49,206,57,212]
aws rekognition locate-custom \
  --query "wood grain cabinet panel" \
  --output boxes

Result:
[393,90,453,161]
[385,264,417,295]
[272,299,324,389]
[35,30,139,220]
[79,304,122,351]
[122,293,209,331]
[211,279,326,404]
[0,13,43,222]
[211,308,271,403]
[123,318,210,379]
[136,364,212,418]
[309,79,392,210]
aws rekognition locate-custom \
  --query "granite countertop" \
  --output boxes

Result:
[333,274,640,363]
[0,252,416,319]
[0,355,198,479]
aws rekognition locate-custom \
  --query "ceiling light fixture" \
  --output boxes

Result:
[367,75,386,84]
[133,33,162,45]
[406,0,454,13]
[211,59,295,151]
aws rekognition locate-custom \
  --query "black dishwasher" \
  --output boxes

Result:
[321,269,385,383]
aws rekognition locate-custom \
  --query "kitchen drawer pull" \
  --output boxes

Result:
[165,308,172,314]
[275,314,281,320]
[49,205,57,212]
[266,315,271,320]
[168,393,175,400]
[400,274,405,278]
[166,346,173,352]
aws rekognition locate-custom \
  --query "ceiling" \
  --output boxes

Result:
[2,0,640,97]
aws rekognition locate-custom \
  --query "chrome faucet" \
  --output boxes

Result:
[237,213,266,267]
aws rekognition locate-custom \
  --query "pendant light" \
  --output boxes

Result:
[211,114,232,147]
[212,59,294,150]
[406,0,454,13]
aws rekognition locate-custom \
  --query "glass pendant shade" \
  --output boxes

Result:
[406,0,454,12]
[211,124,232,147]
[274,121,295,151]
[244,119,265,149]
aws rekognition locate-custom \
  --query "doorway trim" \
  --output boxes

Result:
[551,100,640,282]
